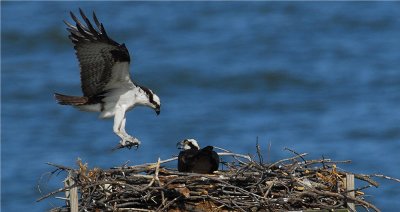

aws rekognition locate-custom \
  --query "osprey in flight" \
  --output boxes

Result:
[55,9,161,148]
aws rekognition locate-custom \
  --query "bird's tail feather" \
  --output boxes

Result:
[54,93,88,105]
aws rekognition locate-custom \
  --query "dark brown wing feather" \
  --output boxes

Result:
[65,9,131,97]
[178,147,220,174]
[178,149,198,172]
[196,146,219,173]
[54,93,88,105]
[210,150,220,172]
[177,151,187,172]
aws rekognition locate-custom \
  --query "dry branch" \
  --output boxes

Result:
[38,149,397,212]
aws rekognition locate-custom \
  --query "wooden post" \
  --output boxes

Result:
[345,174,355,211]
[64,171,78,212]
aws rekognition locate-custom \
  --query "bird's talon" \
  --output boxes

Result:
[117,137,141,150]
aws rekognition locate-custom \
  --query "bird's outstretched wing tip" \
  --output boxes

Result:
[66,8,123,47]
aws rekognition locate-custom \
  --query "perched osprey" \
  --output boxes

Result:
[55,9,161,148]
[177,139,219,174]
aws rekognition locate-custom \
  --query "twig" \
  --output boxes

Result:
[371,174,400,183]
[156,196,180,212]
[46,162,74,171]
[268,153,308,168]
[256,137,263,164]
[352,173,380,187]
[284,147,307,165]
[214,146,253,163]
[39,148,396,211]
[217,152,253,162]
[114,157,178,170]
[341,184,372,194]
[37,186,72,202]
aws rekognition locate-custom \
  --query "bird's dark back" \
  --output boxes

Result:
[178,146,219,174]
[178,149,198,172]
[198,146,219,173]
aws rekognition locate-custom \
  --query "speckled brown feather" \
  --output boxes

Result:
[54,93,88,105]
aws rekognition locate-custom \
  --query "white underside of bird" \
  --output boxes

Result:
[55,10,161,149]
[75,63,159,146]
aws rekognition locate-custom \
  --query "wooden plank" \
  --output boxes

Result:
[345,174,355,211]
[64,171,78,212]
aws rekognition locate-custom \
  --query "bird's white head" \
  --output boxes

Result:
[178,139,200,150]
[137,86,161,115]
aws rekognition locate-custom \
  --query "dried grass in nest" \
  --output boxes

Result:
[38,147,399,212]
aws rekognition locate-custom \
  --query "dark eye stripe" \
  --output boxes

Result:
[140,86,157,105]
[188,142,199,150]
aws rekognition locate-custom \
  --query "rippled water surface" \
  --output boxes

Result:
[2,2,400,211]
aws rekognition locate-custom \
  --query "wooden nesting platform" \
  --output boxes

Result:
[38,149,390,212]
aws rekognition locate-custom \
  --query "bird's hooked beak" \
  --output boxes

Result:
[155,105,160,115]
[176,140,184,149]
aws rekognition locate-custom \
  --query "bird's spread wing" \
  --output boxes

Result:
[65,9,132,97]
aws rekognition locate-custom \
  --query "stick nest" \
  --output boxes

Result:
[39,148,393,212]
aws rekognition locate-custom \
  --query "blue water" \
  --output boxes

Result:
[2,2,400,211]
